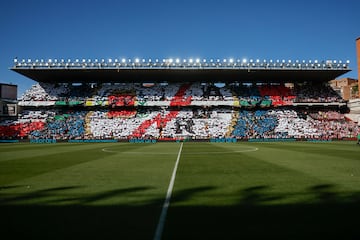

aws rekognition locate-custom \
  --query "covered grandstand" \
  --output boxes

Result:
[1,58,359,141]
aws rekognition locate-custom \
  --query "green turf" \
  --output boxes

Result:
[1,141,360,239]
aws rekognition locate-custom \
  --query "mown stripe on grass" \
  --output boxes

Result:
[0,146,117,185]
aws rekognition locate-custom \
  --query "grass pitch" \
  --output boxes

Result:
[1,141,360,239]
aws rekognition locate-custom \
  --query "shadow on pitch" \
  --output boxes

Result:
[1,184,360,240]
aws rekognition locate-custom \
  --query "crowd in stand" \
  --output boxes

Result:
[1,81,358,140]
[17,81,344,107]
[1,108,359,140]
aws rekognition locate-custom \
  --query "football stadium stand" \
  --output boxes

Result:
[1,58,359,141]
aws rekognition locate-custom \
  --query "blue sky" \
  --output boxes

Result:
[0,0,359,96]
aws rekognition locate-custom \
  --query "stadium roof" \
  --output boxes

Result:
[11,58,351,83]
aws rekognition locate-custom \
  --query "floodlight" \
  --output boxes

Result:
[196,58,200,63]
[229,58,234,63]
[176,58,180,63]
[189,58,193,63]
[169,58,173,63]
[121,58,126,63]
[135,58,140,63]
[346,60,350,64]
[242,58,247,63]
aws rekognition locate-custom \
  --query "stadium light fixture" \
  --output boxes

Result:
[229,58,234,63]
[196,58,200,63]
[135,58,140,63]
[189,58,193,63]
[176,58,180,63]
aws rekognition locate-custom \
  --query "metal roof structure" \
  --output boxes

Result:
[11,58,351,83]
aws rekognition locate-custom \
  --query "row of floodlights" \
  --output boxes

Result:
[13,58,350,68]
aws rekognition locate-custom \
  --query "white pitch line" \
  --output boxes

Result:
[153,142,183,240]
